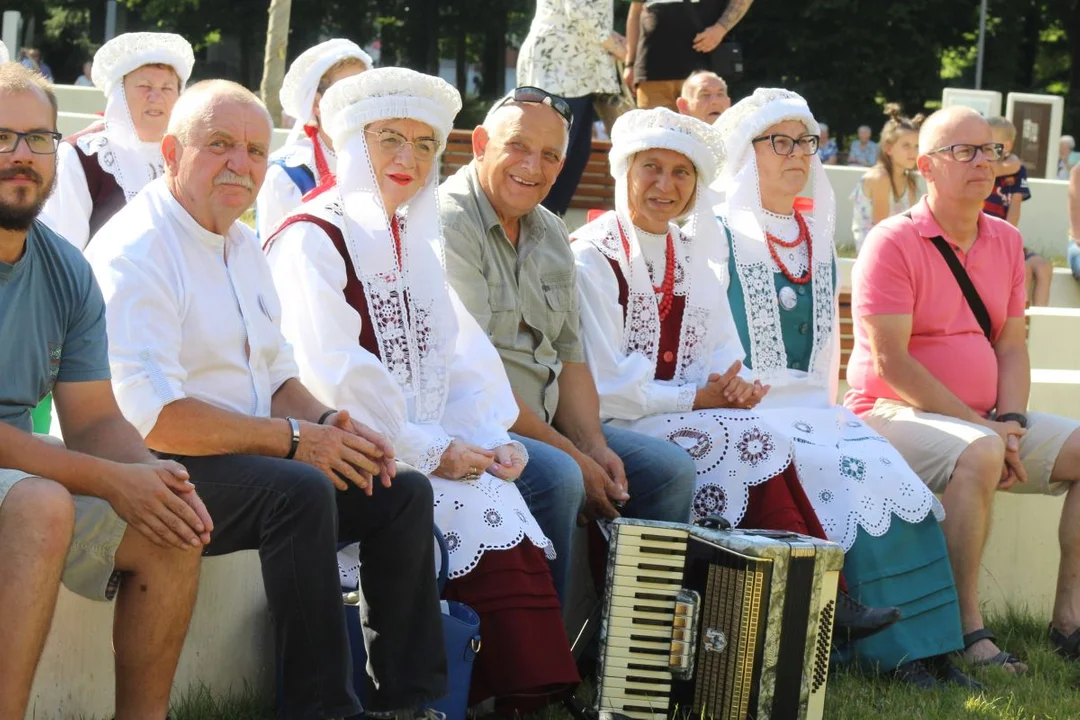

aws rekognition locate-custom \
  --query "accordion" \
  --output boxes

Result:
[596,518,844,720]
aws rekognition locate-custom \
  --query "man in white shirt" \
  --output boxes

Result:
[85,79,446,719]
[254,39,371,240]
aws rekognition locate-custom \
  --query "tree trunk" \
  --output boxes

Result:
[260,0,293,126]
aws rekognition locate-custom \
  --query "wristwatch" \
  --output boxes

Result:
[285,416,301,459]
[996,412,1028,429]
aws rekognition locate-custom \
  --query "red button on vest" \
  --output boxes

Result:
[663,351,674,363]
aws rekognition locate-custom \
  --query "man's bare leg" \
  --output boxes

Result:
[0,478,75,717]
[1051,430,1080,635]
[112,527,201,719]
[940,437,1018,666]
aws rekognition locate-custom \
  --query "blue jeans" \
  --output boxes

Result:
[1068,240,1080,279]
[510,425,696,603]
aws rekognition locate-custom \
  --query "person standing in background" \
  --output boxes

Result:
[624,0,754,112]
[847,124,878,167]
[1059,135,1075,180]
[818,123,838,165]
[517,0,626,216]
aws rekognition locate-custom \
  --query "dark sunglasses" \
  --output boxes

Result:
[494,86,574,127]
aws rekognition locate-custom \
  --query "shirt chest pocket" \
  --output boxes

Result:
[486,281,520,341]
[535,273,577,339]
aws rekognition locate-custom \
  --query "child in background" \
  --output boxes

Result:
[983,116,1052,306]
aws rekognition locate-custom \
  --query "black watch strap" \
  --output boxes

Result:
[285,417,301,459]
[996,412,1028,429]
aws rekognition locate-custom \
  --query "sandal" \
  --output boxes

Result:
[1049,624,1080,660]
[961,628,1027,673]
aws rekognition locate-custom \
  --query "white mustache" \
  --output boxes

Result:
[214,170,254,190]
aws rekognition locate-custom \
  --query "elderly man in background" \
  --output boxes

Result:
[1071,162,1080,281]
[438,90,697,604]
[0,62,203,720]
[847,106,1080,672]
[847,124,878,167]
[255,38,371,239]
[40,32,194,251]
[674,69,730,124]
[1059,135,1076,180]
[818,122,839,165]
[85,79,446,719]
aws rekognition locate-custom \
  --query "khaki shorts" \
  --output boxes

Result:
[0,438,127,601]
[863,399,1080,495]
[635,79,683,112]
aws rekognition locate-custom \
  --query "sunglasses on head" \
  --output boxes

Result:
[494,86,574,126]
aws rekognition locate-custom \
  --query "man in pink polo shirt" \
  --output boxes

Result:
[845,105,1080,672]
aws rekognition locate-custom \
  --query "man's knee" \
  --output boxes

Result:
[1,478,75,558]
[390,465,435,509]
[952,435,1005,492]
[286,463,338,510]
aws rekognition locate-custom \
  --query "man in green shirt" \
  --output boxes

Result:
[439,90,696,602]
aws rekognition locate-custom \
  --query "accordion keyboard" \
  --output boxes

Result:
[599,523,691,720]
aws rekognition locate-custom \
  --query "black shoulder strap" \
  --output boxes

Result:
[902,211,992,342]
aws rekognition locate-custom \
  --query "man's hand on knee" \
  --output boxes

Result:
[106,461,209,550]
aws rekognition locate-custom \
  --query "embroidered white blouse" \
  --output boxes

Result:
[255,134,338,240]
[84,178,299,437]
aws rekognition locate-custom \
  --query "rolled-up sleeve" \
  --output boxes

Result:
[92,252,188,438]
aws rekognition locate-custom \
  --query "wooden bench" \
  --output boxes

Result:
[440,129,616,211]
[838,290,854,375]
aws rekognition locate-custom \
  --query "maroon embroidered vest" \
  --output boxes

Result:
[603,256,686,381]
[65,123,126,244]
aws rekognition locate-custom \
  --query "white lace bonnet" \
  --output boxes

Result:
[90,32,195,96]
[320,67,461,151]
[0,44,9,64]
[280,39,372,142]
[610,107,726,187]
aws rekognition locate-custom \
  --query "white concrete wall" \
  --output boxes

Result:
[28,551,273,719]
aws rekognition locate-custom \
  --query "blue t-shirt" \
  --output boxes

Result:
[982,165,1030,221]
[0,220,110,433]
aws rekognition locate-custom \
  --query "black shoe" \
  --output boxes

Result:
[927,654,987,691]
[834,591,902,642]
[893,659,940,689]
[1049,623,1080,661]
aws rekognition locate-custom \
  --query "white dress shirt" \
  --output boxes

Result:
[85,177,298,437]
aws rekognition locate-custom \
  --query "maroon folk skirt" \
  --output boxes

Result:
[442,541,580,713]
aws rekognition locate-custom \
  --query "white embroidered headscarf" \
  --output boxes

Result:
[280,39,372,147]
[90,32,194,201]
[712,88,839,395]
[601,107,728,383]
[320,68,462,423]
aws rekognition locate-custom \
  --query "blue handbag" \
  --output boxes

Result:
[342,527,481,720]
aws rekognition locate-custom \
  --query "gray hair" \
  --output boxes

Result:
[166,79,272,143]
[818,122,829,133]
[482,91,569,155]
[857,125,871,133]
[1063,135,1076,150]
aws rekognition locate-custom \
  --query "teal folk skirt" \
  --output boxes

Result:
[833,515,964,672]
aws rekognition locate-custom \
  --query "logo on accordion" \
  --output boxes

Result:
[703,627,729,654]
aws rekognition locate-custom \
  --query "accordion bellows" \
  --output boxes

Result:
[597,518,844,720]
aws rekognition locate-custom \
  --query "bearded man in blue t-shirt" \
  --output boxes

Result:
[0,62,205,717]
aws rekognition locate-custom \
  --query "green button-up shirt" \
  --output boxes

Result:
[439,164,584,423]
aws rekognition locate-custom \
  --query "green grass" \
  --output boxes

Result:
[172,610,1080,720]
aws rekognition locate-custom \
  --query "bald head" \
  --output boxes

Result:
[167,79,273,143]
[483,99,569,154]
[677,70,730,123]
[918,106,990,155]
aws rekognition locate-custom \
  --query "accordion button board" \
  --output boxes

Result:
[596,518,843,720]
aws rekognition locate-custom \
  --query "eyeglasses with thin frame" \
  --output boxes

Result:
[752,133,820,157]
[493,86,574,127]
[928,143,1005,163]
[0,129,62,155]
[365,129,440,161]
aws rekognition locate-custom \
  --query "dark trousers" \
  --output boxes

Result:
[541,94,595,216]
[169,454,447,719]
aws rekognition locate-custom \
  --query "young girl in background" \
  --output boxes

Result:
[851,104,922,253]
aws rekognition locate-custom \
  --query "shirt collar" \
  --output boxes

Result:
[465,162,544,238]
[153,178,234,249]
[910,195,994,248]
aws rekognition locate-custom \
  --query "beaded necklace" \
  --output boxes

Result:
[617,221,677,321]
[765,210,812,285]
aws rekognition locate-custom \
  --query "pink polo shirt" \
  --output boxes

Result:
[843,196,1026,418]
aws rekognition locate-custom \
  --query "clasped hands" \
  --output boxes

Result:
[436,439,525,482]
[985,419,1028,490]
[694,360,769,411]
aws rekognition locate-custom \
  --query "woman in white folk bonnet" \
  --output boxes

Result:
[713,88,978,687]
[39,32,194,250]
[263,68,579,710]
[255,38,372,240]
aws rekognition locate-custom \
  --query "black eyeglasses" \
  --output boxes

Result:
[0,129,62,155]
[929,143,1005,163]
[752,133,820,157]
[494,86,574,127]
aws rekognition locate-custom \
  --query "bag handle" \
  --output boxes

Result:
[433,524,451,595]
[903,211,992,342]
